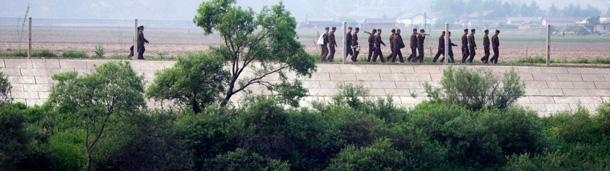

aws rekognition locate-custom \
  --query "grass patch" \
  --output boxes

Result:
[61,50,89,58]
[31,49,57,57]
[0,51,28,57]
[111,54,130,60]
[507,56,610,65]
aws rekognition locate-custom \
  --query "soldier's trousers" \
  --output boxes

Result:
[372,47,386,62]
[392,48,404,63]
[367,45,375,62]
[329,46,336,62]
[408,47,417,62]
[468,46,476,63]
[461,47,469,63]
[490,48,499,64]
[433,48,445,63]
[444,50,455,63]
[320,45,329,62]
[347,45,353,59]
[389,46,395,60]
[352,47,360,62]
[137,46,145,60]
[415,46,424,62]
[481,47,490,63]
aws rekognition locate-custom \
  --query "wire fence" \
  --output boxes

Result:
[1,18,609,64]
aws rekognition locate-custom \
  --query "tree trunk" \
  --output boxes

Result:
[221,76,237,107]
[192,98,201,114]
[86,152,92,171]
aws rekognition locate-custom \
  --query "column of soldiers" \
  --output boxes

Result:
[321,27,500,65]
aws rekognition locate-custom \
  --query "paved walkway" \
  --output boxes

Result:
[2,59,609,116]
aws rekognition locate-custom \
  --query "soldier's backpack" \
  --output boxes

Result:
[316,33,326,46]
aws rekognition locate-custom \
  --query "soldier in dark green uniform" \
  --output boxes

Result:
[460,29,469,63]
[391,29,405,63]
[490,30,500,64]
[442,31,458,63]
[467,29,477,63]
[320,27,330,62]
[414,29,427,63]
[351,27,360,62]
[328,27,337,62]
[346,27,353,60]
[365,29,377,62]
[372,29,386,63]
[137,26,149,60]
[433,31,446,63]
[389,29,396,61]
[408,29,418,62]
[481,29,491,64]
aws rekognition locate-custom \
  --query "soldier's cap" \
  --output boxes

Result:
[372,29,377,32]
[332,27,336,30]
[471,29,476,32]
[391,29,396,32]
[325,27,329,30]
[378,29,382,31]
[496,29,500,33]
[348,27,352,29]
[484,29,489,33]
[413,28,417,31]
[420,29,425,32]
[442,31,446,34]
[138,26,144,29]
[464,29,468,32]
[355,27,360,30]
[448,31,452,34]
[397,29,401,31]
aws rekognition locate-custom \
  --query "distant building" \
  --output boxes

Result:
[594,17,610,34]
[360,18,398,30]
[507,17,541,30]
[299,16,340,28]
[541,17,582,27]
[396,13,428,28]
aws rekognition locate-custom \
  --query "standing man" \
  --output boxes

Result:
[467,29,477,63]
[414,29,428,63]
[320,27,330,62]
[328,27,337,62]
[443,31,458,63]
[136,26,149,60]
[490,30,501,64]
[433,31,446,63]
[480,29,490,64]
[388,29,396,60]
[391,29,405,63]
[373,29,386,63]
[351,27,360,62]
[460,29,469,63]
[346,27,353,61]
[365,29,377,62]
[408,29,418,62]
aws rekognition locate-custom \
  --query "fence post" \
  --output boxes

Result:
[28,17,31,59]
[343,21,347,64]
[134,19,138,60]
[444,23,449,65]
[546,25,550,67]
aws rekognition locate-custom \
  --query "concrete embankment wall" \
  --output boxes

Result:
[2,59,609,116]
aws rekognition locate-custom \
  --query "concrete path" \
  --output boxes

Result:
[2,59,609,116]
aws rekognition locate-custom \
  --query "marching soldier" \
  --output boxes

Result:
[351,27,360,62]
[364,29,377,62]
[490,30,500,64]
[389,29,396,60]
[320,27,330,62]
[408,29,418,62]
[461,29,469,63]
[328,27,337,62]
[467,29,477,63]
[373,29,386,63]
[391,29,405,63]
[442,31,458,63]
[414,29,428,63]
[432,31,446,63]
[346,27,353,60]
[481,29,490,64]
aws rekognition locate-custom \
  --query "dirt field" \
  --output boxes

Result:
[1,27,609,61]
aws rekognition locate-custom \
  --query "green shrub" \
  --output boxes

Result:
[94,44,104,58]
[110,54,129,59]
[480,108,547,155]
[61,50,89,58]
[204,148,290,171]
[0,70,12,104]
[503,151,568,171]
[327,139,406,171]
[0,106,28,170]
[32,49,57,57]
[0,51,28,57]
[425,66,525,110]
[48,130,86,171]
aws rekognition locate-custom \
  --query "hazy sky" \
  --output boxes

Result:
[0,0,608,21]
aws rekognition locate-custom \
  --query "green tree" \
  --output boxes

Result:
[0,106,28,170]
[0,69,12,105]
[146,53,229,113]
[585,16,600,33]
[46,61,145,171]
[193,0,316,107]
